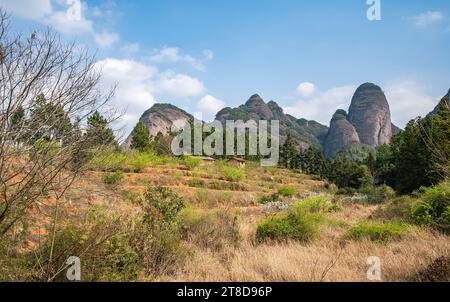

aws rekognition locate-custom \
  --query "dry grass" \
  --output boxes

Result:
[173,228,450,282]
[10,160,450,282]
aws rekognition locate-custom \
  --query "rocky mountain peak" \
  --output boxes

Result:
[323,83,395,157]
[244,94,273,120]
[347,82,392,147]
[332,109,348,121]
[215,94,328,150]
[429,88,450,116]
[324,110,360,158]
[245,94,266,109]
[122,103,193,149]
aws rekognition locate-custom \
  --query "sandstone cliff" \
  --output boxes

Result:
[323,83,395,157]
[323,110,361,157]
[122,104,193,149]
[347,83,393,147]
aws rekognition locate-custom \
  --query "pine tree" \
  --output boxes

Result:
[280,133,298,168]
[86,111,117,148]
[329,154,372,189]
[152,131,172,155]
[130,121,151,151]
[29,94,72,143]
[387,99,449,193]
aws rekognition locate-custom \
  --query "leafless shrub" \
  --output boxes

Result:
[0,10,118,236]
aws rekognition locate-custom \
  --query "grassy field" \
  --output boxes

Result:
[3,152,449,282]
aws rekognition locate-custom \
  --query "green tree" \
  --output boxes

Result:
[130,121,151,151]
[280,133,298,169]
[368,144,396,186]
[392,119,431,193]
[29,94,72,144]
[86,111,117,148]
[369,97,449,194]
[297,147,328,177]
[329,154,373,189]
[151,131,174,155]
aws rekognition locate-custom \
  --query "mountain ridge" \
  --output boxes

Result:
[215,94,329,150]
[123,85,449,155]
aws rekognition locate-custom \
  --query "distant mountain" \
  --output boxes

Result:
[123,83,440,155]
[323,110,361,158]
[215,94,329,150]
[429,88,450,116]
[324,83,398,157]
[122,104,193,149]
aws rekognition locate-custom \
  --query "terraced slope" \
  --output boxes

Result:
[19,158,450,282]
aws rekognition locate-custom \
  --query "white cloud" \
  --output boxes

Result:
[93,31,120,49]
[1,0,119,48]
[46,11,93,35]
[384,81,439,127]
[411,11,444,27]
[154,71,206,98]
[285,85,356,125]
[0,0,52,20]
[96,58,157,110]
[95,58,207,133]
[121,43,140,54]
[296,82,316,98]
[148,47,212,71]
[197,95,225,121]
[285,81,440,128]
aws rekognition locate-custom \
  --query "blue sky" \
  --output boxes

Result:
[1,0,449,134]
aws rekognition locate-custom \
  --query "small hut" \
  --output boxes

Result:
[227,157,246,168]
[202,157,216,165]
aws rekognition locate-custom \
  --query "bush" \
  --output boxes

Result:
[256,212,320,243]
[91,151,127,171]
[32,213,141,282]
[1,188,189,281]
[344,222,409,243]
[371,196,415,223]
[128,153,151,172]
[0,239,36,281]
[411,182,449,231]
[135,186,188,277]
[359,184,396,204]
[103,171,124,186]
[336,187,357,196]
[221,166,246,182]
[188,177,206,188]
[179,208,240,250]
[294,195,338,213]
[209,180,247,191]
[140,186,185,231]
[258,193,280,205]
[183,157,202,170]
[256,201,324,243]
[91,150,181,173]
[126,151,179,172]
[278,186,298,197]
